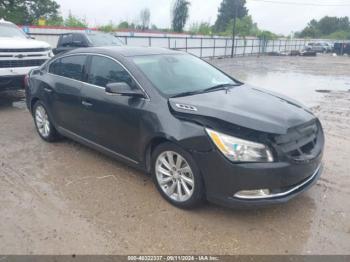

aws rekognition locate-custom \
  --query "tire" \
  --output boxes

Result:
[151,142,205,209]
[33,101,59,142]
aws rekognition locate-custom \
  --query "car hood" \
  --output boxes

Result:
[0,37,51,49]
[169,84,315,135]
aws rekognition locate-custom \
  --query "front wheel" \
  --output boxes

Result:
[151,142,205,209]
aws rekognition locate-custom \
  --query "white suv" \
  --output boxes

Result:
[0,19,52,91]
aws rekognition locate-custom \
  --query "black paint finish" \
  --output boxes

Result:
[26,47,324,208]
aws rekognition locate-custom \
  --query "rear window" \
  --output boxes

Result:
[59,34,73,47]
[86,33,123,47]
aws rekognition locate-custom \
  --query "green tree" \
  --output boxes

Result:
[214,0,248,33]
[189,22,212,35]
[98,21,118,32]
[117,21,130,29]
[298,16,350,39]
[257,30,277,40]
[327,30,350,40]
[0,0,62,25]
[224,15,258,37]
[64,11,88,28]
[171,0,190,32]
[139,8,151,30]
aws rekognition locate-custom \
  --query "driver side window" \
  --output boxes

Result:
[87,55,135,88]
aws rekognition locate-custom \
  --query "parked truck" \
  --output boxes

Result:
[334,42,350,55]
[53,31,124,55]
[0,19,52,91]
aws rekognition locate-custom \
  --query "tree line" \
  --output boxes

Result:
[296,16,350,40]
[1,0,349,40]
[0,0,277,39]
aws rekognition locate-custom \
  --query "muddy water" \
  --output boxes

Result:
[211,55,350,107]
[0,55,350,255]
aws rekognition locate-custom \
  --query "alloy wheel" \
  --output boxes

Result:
[35,105,51,138]
[155,151,195,202]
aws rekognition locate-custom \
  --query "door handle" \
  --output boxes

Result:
[44,87,53,93]
[82,100,93,107]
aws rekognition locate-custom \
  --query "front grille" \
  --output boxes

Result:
[0,59,46,68]
[273,120,320,162]
[0,48,49,52]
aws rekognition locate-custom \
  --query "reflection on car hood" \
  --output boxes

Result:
[169,84,316,135]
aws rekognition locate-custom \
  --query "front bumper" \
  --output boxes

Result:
[193,149,323,208]
[0,67,38,90]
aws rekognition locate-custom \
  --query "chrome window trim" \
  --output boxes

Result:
[47,52,150,101]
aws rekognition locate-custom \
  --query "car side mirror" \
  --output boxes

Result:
[105,82,145,98]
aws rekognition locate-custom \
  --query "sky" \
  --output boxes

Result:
[55,0,350,35]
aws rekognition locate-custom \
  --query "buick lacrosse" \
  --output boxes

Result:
[25,47,324,208]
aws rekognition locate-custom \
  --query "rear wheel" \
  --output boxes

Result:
[33,101,59,142]
[152,142,204,209]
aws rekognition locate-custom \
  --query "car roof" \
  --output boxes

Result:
[66,46,184,57]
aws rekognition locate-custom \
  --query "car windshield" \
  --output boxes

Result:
[0,23,27,38]
[132,54,237,97]
[86,33,123,46]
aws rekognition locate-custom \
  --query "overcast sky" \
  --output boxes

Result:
[55,0,350,34]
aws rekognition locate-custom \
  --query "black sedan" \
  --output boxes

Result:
[25,47,324,209]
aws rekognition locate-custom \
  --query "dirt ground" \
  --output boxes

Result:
[0,55,349,255]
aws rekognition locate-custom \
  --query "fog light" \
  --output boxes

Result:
[234,189,271,199]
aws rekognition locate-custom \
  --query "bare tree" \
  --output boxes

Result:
[140,8,151,30]
[171,0,190,32]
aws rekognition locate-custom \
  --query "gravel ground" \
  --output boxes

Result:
[0,55,349,255]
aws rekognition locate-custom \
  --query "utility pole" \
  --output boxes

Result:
[231,0,238,58]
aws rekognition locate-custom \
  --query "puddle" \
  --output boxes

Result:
[239,72,350,108]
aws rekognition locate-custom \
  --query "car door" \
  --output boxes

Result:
[79,55,148,162]
[47,54,88,134]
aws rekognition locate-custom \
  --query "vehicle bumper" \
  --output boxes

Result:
[0,67,38,90]
[193,149,323,208]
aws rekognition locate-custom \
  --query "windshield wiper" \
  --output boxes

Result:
[170,83,238,98]
[170,90,205,98]
[201,83,238,93]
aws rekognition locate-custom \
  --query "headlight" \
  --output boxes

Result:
[206,128,274,163]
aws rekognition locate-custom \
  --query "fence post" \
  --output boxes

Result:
[224,39,228,57]
[185,37,188,52]
[200,38,203,58]
[168,37,170,49]
[124,36,128,45]
[213,38,216,58]
[251,39,254,55]
[148,37,151,47]
[279,39,281,52]
[242,38,246,56]
[284,39,287,52]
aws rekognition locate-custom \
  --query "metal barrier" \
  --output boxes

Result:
[118,35,307,58]
[29,32,310,58]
